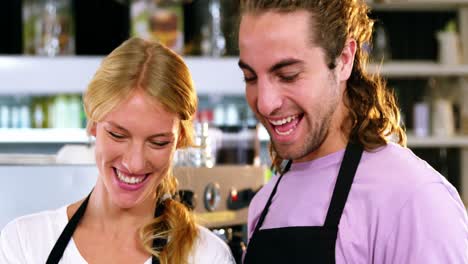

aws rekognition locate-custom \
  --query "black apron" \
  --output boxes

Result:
[244,142,363,264]
[46,192,167,264]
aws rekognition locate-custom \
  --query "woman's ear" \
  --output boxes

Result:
[88,122,97,137]
[176,130,184,149]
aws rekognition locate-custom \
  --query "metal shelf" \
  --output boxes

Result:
[0,128,91,144]
[1,57,468,96]
[368,61,468,77]
[406,133,468,148]
[0,56,244,95]
[368,0,468,11]
[2,128,468,148]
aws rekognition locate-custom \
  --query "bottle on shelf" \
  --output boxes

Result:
[0,97,11,129]
[371,22,391,63]
[207,0,226,57]
[18,96,31,129]
[31,96,45,128]
[192,118,214,168]
[10,97,21,129]
[131,0,185,54]
[23,0,74,56]
[436,19,461,65]
[413,100,431,138]
[68,94,82,128]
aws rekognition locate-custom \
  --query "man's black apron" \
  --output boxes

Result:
[46,192,167,264]
[244,142,363,263]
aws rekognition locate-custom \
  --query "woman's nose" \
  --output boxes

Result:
[122,144,147,174]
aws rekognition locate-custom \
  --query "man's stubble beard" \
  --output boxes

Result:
[273,73,341,161]
[272,103,336,161]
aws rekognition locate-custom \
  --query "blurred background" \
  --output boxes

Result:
[0,1,468,262]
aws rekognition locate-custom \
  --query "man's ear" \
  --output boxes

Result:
[337,38,357,82]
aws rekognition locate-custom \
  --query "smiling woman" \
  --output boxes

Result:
[0,38,235,264]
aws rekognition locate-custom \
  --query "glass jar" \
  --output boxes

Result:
[23,0,74,56]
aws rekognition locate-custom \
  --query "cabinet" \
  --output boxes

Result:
[1,1,468,202]
[367,0,468,203]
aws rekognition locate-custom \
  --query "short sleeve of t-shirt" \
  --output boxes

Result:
[0,219,28,264]
[1,207,236,264]
[379,182,468,263]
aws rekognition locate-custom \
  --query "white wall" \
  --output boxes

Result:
[0,165,98,229]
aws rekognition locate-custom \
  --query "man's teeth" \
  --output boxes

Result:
[275,127,296,136]
[270,115,297,126]
[116,170,145,185]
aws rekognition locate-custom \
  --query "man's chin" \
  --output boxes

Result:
[272,144,300,161]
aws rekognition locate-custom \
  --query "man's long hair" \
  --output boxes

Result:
[240,0,406,173]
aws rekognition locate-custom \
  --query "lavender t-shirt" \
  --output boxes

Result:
[248,143,468,263]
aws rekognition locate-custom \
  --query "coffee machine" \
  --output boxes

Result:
[175,166,265,262]
[0,146,266,264]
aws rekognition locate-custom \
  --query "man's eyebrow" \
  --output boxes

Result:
[238,58,303,74]
[269,59,304,73]
[238,60,255,73]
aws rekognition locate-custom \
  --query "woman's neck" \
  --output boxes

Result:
[81,181,157,234]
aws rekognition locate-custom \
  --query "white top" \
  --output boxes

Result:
[0,206,235,264]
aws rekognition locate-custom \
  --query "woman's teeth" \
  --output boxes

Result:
[116,169,146,185]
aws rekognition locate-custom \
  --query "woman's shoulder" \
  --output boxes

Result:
[2,206,67,236]
[0,206,68,263]
[189,225,236,264]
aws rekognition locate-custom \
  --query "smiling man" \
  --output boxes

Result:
[238,1,468,263]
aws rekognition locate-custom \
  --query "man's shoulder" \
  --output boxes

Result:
[360,142,443,185]
[355,142,463,217]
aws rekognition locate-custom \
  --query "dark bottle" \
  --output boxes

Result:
[227,230,246,264]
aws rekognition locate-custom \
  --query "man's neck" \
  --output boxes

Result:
[294,128,348,163]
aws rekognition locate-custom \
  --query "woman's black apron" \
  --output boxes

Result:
[244,142,363,263]
[46,192,167,264]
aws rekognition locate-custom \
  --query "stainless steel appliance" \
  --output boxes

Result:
[0,150,266,263]
[175,166,264,228]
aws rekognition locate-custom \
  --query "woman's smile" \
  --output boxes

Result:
[112,167,151,191]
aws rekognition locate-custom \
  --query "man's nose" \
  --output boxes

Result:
[256,79,282,117]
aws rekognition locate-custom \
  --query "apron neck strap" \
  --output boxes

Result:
[253,160,292,234]
[46,191,91,264]
[251,141,364,235]
[323,142,363,227]
[46,189,168,264]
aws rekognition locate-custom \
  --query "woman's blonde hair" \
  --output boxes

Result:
[240,0,406,174]
[83,37,198,263]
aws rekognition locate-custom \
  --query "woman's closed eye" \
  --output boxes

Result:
[108,131,125,139]
[150,141,171,148]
